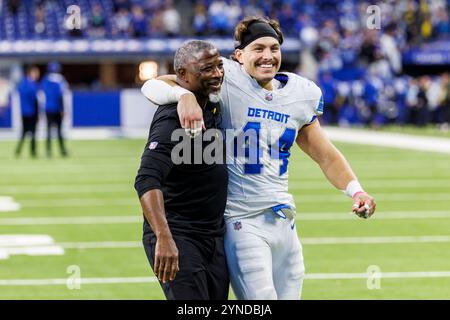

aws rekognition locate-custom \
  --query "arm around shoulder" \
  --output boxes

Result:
[141,77,194,105]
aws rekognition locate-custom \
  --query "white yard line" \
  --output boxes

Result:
[0,165,135,175]
[19,199,138,207]
[305,271,450,280]
[324,127,450,154]
[60,236,450,248]
[0,185,132,194]
[1,179,449,195]
[1,160,448,174]
[300,235,450,245]
[300,193,450,202]
[13,192,450,208]
[0,216,142,225]
[54,236,450,249]
[0,277,158,286]
[0,235,64,260]
[289,179,450,189]
[297,211,450,220]
[58,241,142,249]
[1,271,450,286]
[1,211,450,226]
[3,235,450,251]
[0,196,20,212]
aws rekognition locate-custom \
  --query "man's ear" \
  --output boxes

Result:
[177,68,188,82]
[234,49,244,65]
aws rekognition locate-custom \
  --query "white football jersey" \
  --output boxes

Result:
[219,58,323,219]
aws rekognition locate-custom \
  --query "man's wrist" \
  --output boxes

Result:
[172,86,193,101]
[155,230,173,240]
[343,180,365,198]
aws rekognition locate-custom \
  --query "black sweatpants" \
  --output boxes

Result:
[46,111,67,156]
[15,116,38,157]
[143,232,229,300]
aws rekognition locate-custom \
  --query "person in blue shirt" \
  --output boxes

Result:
[41,61,68,157]
[15,66,40,158]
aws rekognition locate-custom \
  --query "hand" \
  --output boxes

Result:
[352,191,376,219]
[154,235,179,283]
[177,93,205,138]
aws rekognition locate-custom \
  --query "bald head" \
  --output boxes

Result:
[173,40,218,74]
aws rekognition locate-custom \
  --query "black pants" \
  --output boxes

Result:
[15,116,38,157]
[143,232,229,300]
[46,111,67,156]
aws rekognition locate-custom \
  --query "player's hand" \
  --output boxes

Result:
[352,191,376,219]
[177,93,205,138]
[154,235,179,283]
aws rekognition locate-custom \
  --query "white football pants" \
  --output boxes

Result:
[224,209,305,300]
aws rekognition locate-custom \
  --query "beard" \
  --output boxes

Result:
[209,92,220,103]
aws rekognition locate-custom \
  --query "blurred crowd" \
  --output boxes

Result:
[3,0,448,43]
[318,72,450,129]
[2,0,450,129]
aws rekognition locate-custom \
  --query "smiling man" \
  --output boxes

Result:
[134,40,229,300]
[141,16,376,300]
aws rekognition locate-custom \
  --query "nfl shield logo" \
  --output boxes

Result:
[149,141,158,150]
[233,221,242,231]
[265,92,273,101]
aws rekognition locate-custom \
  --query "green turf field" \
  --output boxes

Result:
[0,136,449,300]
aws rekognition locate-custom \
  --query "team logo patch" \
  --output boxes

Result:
[149,141,158,150]
[233,221,242,231]
[265,92,273,101]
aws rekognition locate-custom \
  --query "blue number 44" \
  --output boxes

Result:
[239,122,296,175]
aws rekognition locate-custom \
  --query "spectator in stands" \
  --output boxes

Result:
[193,1,208,36]
[7,0,20,15]
[427,75,444,123]
[407,76,429,127]
[298,14,319,81]
[363,76,380,126]
[41,62,69,158]
[112,7,131,37]
[130,4,148,38]
[440,73,450,131]
[148,8,165,37]
[319,71,338,124]
[318,19,340,55]
[421,13,433,41]
[15,66,40,158]
[161,0,180,37]
[208,0,230,35]
[380,23,402,76]
[114,0,130,12]
[404,0,420,45]
[434,9,450,39]
[406,78,419,123]
[89,3,106,38]
[278,3,296,36]
[144,0,163,12]
[242,0,264,18]
[228,0,243,30]
[359,29,378,67]
[34,4,46,36]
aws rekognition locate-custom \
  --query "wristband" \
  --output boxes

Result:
[343,180,364,198]
[172,86,193,101]
[141,79,193,105]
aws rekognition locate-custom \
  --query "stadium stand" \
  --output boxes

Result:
[0,0,449,129]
